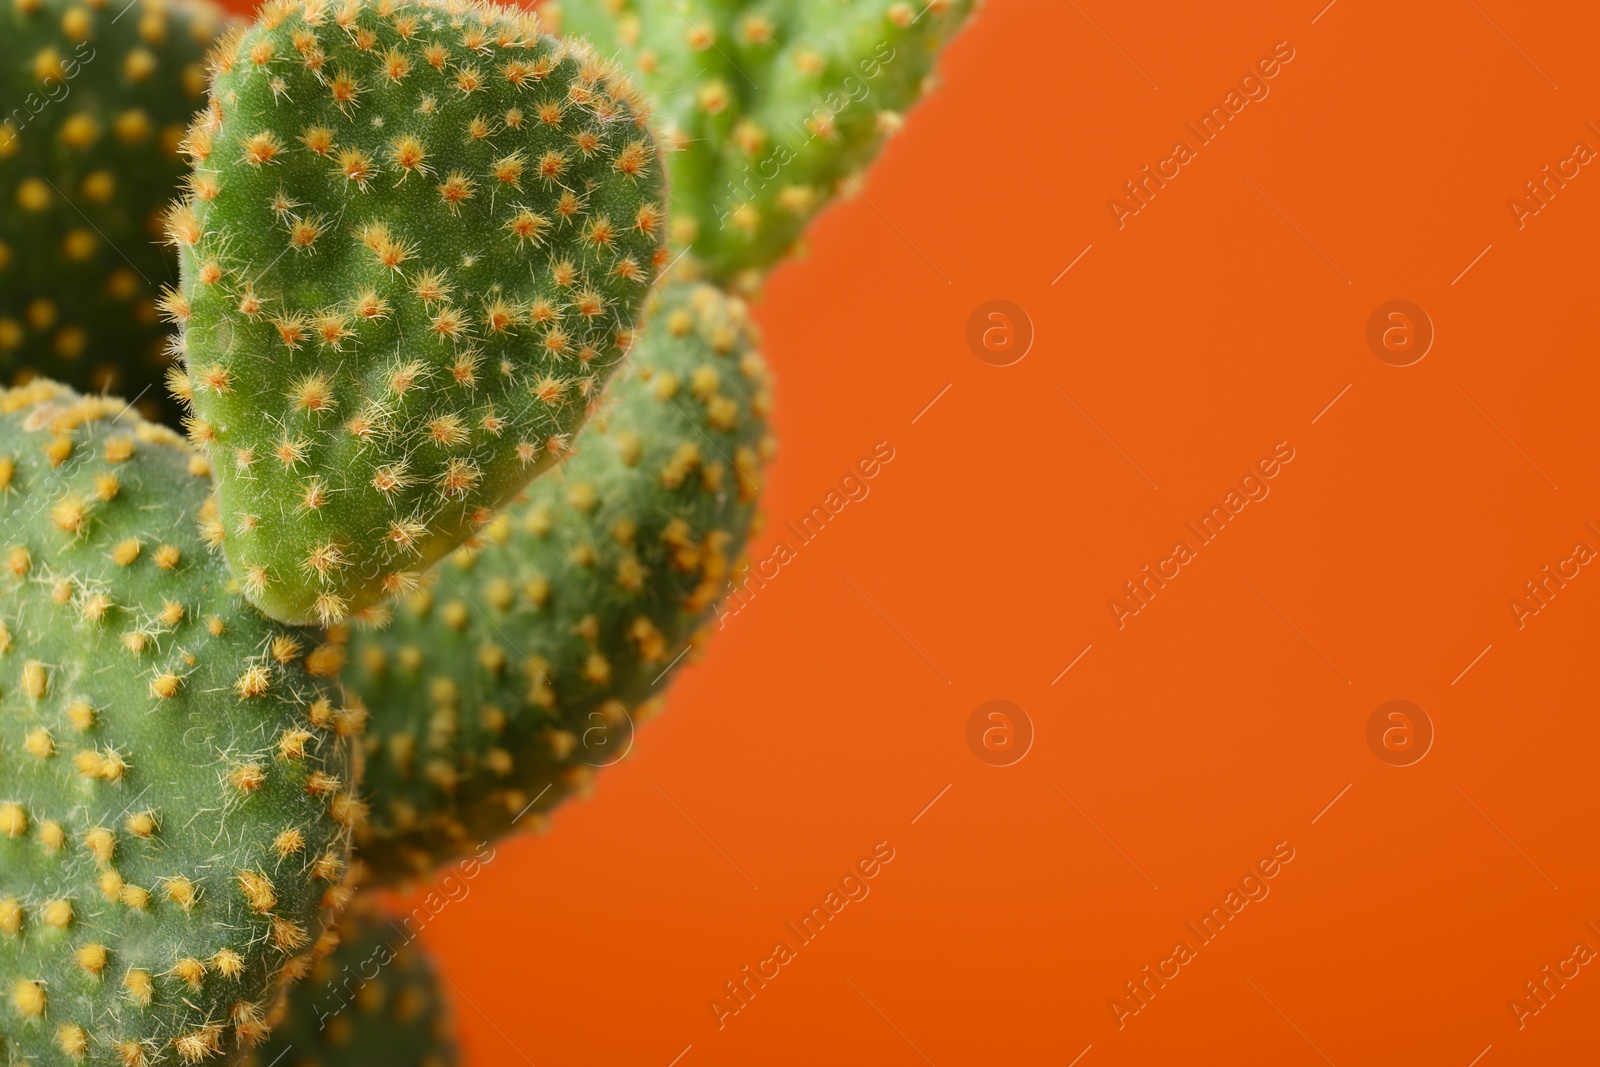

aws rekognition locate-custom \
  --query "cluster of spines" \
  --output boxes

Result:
[168,0,670,627]
[0,381,361,1065]
[1,0,227,420]
[344,276,773,880]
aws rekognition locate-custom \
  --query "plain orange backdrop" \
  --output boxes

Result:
[218,0,1600,1063]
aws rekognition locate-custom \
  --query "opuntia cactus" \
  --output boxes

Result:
[1,0,982,1043]
[345,277,772,881]
[168,0,669,627]
[0,0,228,422]
[0,381,361,1066]
[244,897,459,1067]
[539,0,976,288]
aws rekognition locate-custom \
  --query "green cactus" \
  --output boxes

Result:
[344,277,772,881]
[243,896,458,1067]
[168,0,669,627]
[539,0,976,289]
[0,0,228,424]
[0,380,363,1067]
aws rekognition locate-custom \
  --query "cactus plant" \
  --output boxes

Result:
[244,897,459,1067]
[0,381,361,1067]
[0,0,228,423]
[538,0,976,288]
[0,0,981,1047]
[168,0,670,627]
[345,276,772,881]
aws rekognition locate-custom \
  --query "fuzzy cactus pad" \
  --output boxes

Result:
[0,381,361,1067]
[169,0,669,626]
[0,0,227,420]
[541,0,975,286]
[346,278,772,881]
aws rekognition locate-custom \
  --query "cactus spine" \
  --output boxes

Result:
[346,277,772,881]
[0,381,361,1066]
[0,0,228,422]
[169,0,669,627]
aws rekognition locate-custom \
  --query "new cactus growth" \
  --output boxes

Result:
[0,381,361,1066]
[0,0,227,421]
[169,0,669,627]
[540,0,975,287]
[346,277,772,881]
[244,897,459,1067]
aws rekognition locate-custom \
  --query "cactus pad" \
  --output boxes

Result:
[0,381,361,1066]
[0,0,227,422]
[243,896,459,1067]
[170,0,669,626]
[345,278,772,881]
[541,0,976,286]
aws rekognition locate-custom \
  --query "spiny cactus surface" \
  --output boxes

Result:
[244,897,458,1067]
[346,278,772,882]
[0,0,226,422]
[541,0,975,287]
[171,0,669,627]
[0,381,362,1066]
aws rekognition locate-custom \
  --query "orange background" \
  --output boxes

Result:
[229,0,1600,1062]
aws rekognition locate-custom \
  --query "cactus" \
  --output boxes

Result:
[0,381,361,1066]
[344,277,772,881]
[0,0,984,1040]
[0,0,228,424]
[168,0,670,627]
[243,896,459,1067]
[539,0,976,288]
